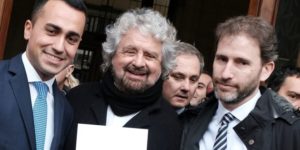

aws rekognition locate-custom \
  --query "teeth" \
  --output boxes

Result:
[47,54,61,62]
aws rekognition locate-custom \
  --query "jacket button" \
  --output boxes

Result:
[248,139,255,145]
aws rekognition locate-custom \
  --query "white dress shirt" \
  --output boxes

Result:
[22,53,55,150]
[199,90,261,150]
[106,106,139,127]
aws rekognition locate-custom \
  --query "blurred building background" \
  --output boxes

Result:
[1,0,299,83]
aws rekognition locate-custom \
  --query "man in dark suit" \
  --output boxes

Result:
[0,0,86,149]
[181,16,300,150]
[65,8,182,150]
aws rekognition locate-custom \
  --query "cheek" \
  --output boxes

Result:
[111,56,122,71]
[212,64,221,75]
[197,89,206,95]
[112,55,132,68]
[191,84,198,91]
[148,61,162,75]
[66,46,78,58]
[165,80,179,93]
[162,82,172,98]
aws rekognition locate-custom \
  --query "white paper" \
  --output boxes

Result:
[76,123,148,150]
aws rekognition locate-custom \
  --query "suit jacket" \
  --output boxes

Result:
[180,88,300,150]
[64,82,182,150]
[0,54,73,150]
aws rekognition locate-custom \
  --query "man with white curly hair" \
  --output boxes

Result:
[65,8,182,150]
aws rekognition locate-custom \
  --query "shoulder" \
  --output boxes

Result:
[154,98,179,119]
[67,82,102,98]
[146,98,182,129]
[66,82,103,106]
[184,96,218,121]
[0,57,13,75]
[145,98,183,150]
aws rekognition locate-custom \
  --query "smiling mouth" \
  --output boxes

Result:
[128,70,147,76]
[176,95,188,100]
[45,52,63,62]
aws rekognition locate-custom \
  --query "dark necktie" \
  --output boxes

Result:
[213,113,235,150]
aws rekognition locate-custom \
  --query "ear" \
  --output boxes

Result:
[260,61,275,82]
[66,65,75,77]
[24,20,32,40]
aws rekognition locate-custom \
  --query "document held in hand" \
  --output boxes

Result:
[76,123,148,150]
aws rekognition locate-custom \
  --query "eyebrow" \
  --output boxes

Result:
[288,91,300,97]
[46,23,81,38]
[198,82,206,86]
[46,23,61,31]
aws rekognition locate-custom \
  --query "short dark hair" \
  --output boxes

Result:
[267,65,300,92]
[215,16,278,64]
[31,0,87,23]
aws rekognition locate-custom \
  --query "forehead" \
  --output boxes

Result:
[172,54,201,75]
[199,74,212,84]
[282,76,300,90]
[119,28,162,53]
[36,0,86,34]
[216,34,261,61]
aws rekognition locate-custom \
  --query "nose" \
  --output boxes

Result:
[52,36,65,53]
[133,53,146,68]
[180,79,190,93]
[221,62,234,79]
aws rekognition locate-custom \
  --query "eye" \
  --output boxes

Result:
[46,26,58,36]
[144,52,156,60]
[286,92,300,102]
[171,73,184,81]
[190,76,199,83]
[288,94,297,100]
[198,83,205,89]
[236,59,249,66]
[67,36,80,45]
[123,47,137,55]
[215,55,228,63]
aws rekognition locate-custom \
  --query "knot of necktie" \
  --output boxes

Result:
[221,112,235,125]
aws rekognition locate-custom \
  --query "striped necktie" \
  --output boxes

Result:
[213,113,235,150]
[32,82,48,150]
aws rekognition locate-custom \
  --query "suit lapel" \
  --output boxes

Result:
[90,94,108,125]
[124,98,161,128]
[188,99,218,147]
[51,84,64,149]
[9,55,36,150]
[124,109,150,128]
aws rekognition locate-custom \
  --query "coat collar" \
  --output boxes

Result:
[254,88,300,124]
[50,83,66,149]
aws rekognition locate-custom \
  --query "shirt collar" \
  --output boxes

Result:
[22,52,55,94]
[215,90,261,123]
[176,107,185,114]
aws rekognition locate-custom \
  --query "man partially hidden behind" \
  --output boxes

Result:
[162,41,204,114]
[65,8,182,150]
[267,66,300,111]
[181,16,300,150]
[190,72,213,106]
